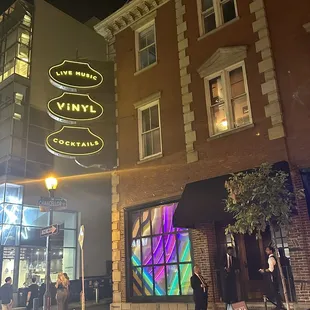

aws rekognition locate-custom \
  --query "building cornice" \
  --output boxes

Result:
[95,0,170,41]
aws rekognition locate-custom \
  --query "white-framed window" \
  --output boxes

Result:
[138,100,162,160]
[135,21,157,71]
[204,61,252,136]
[199,0,237,35]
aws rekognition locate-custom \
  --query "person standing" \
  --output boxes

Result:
[63,273,70,310]
[0,277,13,310]
[190,265,208,310]
[259,246,283,310]
[55,273,69,310]
[26,278,39,310]
[221,247,239,308]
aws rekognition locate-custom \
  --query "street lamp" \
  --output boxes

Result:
[43,176,58,310]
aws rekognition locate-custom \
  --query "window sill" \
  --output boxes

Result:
[207,123,254,141]
[198,17,240,41]
[134,61,158,76]
[137,153,163,164]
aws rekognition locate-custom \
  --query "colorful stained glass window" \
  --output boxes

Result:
[129,203,193,298]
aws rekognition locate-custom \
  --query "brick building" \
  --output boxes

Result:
[95,0,310,309]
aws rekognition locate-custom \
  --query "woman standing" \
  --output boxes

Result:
[63,273,70,310]
[55,273,69,310]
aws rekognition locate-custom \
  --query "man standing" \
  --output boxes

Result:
[259,246,283,309]
[0,277,13,310]
[221,247,239,308]
[26,278,39,310]
[191,265,208,310]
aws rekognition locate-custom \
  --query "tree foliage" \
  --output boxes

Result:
[225,163,301,237]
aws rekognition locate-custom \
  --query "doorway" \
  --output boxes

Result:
[215,223,271,301]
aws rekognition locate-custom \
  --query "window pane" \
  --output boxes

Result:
[143,266,153,295]
[150,105,159,129]
[6,29,17,48]
[17,43,29,62]
[177,232,192,262]
[148,45,157,66]
[141,210,151,236]
[132,212,141,238]
[209,77,224,105]
[211,104,228,134]
[20,226,45,246]
[154,265,166,295]
[142,237,152,265]
[18,28,30,46]
[139,27,154,49]
[1,225,20,245]
[15,59,29,77]
[165,234,177,263]
[142,132,152,157]
[63,229,76,247]
[221,0,236,23]
[0,185,4,204]
[53,212,77,229]
[163,204,175,233]
[230,67,245,98]
[5,183,23,204]
[139,49,149,70]
[152,236,164,264]
[142,109,150,132]
[63,248,76,280]
[5,45,15,62]
[2,247,16,284]
[3,204,22,224]
[151,207,162,235]
[132,239,141,266]
[180,263,193,295]
[22,206,48,227]
[3,59,14,80]
[232,95,250,127]
[167,265,180,295]
[132,267,143,296]
[202,0,213,11]
[204,13,216,33]
[152,129,161,155]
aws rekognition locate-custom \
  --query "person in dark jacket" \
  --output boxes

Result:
[190,265,208,310]
[26,278,39,310]
[259,246,284,309]
[0,277,13,310]
[220,247,239,308]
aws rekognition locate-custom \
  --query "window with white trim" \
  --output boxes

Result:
[204,62,252,136]
[136,22,157,71]
[199,0,237,34]
[138,101,162,160]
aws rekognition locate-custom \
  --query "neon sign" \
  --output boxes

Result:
[45,126,104,159]
[47,92,104,124]
[49,60,104,91]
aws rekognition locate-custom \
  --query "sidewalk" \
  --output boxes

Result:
[13,298,112,310]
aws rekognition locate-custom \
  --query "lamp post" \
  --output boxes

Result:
[43,176,58,310]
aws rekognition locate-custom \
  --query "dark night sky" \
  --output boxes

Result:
[46,0,128,23]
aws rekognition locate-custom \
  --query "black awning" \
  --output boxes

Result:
[173,161,292,229]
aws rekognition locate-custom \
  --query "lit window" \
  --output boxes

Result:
[22,14,31,28]
[3,59,15,80]
[17,43,30,62]
[129,203,193,298]
[13,113,21,120]
[138,101,162,160]
[205,61,252,136]
[15,59,29,78]
[18,29,30,46]
[14,93,24,105]
[136,22,157,71]
[199,0,237,35]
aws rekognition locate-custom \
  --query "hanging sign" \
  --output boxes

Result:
[45,126,104,158]
[47,92,104,124]
[79,225,85,249]
[49,60,103,91]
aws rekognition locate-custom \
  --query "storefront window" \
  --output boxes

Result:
[1,225,20,246]
[129,203,193,299]
[1,247,16,284]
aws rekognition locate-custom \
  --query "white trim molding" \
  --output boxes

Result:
[198,46,247,78]
[95,0,170,41]
[175,0,198,164]
[249,0,284,140]
[303,22,310,33]
[134,91,161,109]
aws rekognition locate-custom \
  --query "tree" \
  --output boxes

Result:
[224,163,303,310]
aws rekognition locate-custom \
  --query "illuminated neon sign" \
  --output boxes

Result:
[49,60,104,91]
[45,126,104,159]
[47,92,104,124]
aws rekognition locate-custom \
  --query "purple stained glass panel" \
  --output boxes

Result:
[163,203,177,233]
[141,210,151,236]
[177,232,192,262]
[164,234,177,263]
[154,265,166,295]
[151,207,162,235]
[152,236,164,264]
